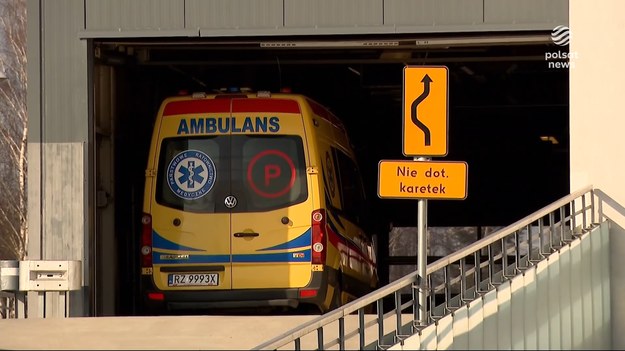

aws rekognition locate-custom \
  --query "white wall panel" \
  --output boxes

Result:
[592,225,609,349]
[610,223,625,349]
[188,0,283,29]
[467,299,484,349]
[42,143,85,260]
[581,234,593,349]
[43,1,88,142]
[559,245,573,349]
[284,0,382,28]
[496,280,512,348]
[384,0,483,26]
[37,0,88,317]
[548,252,562,349]
[569,239,584,349]
[523,268,538,349]
[389,324,421,350]
[601,224,612,349]
[420,323,438,349]
[510,274,525,350]
[85,0,185,31]
[535,260,550,350]
[481,290,498,350]
[484,0,567,25]
[451,305,468,350]
[436,315,453,350]
[26,0,42,263]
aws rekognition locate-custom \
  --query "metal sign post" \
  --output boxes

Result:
[377,65,467,328]
[403,66,449,327]
[415,156,429,326]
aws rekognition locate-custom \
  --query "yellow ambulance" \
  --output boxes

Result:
[140,89,378,314]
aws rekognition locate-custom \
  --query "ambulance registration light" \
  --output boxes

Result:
[192,92,207,99]
[256,91,271,98]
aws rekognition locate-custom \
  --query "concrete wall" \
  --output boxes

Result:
[26,0,89,317]
[570,1,625,228]
[569,1,625,347]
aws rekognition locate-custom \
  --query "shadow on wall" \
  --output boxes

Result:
[594,188,625,226]
[594,188,625,350]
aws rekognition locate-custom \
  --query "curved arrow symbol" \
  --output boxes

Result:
[410,74,433,146]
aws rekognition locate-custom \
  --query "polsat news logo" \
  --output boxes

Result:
[546,25,577,69]
[551,25,570,46]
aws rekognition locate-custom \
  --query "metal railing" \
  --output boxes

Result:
[253,185,599,350]
[0,291,13,318]
[0,291,26,319]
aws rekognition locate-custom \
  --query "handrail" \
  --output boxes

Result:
[427,184,593,274]
[253,185,598,350]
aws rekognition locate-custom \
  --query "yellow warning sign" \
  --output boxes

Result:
[403,66,449,157]
[377,160,467,200]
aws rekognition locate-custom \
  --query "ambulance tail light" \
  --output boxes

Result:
[141,213,153,268]
[299,289,318,298]
[147,292,164,301]
[311,209,327,265]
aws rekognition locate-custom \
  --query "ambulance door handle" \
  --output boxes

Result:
[234,232,259,238]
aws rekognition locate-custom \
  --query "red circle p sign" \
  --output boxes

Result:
[247,149,296,198]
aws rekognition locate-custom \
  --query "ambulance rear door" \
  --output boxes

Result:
[229,98,315,290]
[150,98,234,292]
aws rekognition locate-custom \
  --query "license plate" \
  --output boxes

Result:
[168,273,219,287]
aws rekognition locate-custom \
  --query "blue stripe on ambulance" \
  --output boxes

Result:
[152,231,203,252]
[153,253,231,264]
[153,228,311,253]
[152,228,312,264]
[152,250,311,264]
[232,250,311,263]
[256,229,311,251]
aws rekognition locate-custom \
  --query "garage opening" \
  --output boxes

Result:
[90,33,569,316]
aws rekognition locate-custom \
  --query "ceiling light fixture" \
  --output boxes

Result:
[347,67,361,76]
[540,136,559,144]
[460,66,474,75]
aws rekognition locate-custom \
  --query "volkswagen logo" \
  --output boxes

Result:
[224,195,238,209]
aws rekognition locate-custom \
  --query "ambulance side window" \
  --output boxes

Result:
[334,149,367,225]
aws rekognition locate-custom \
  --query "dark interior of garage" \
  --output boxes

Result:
[93,33,569,315]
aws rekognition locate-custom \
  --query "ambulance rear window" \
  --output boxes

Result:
[234,135,308,212]
[155,135,307,213]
